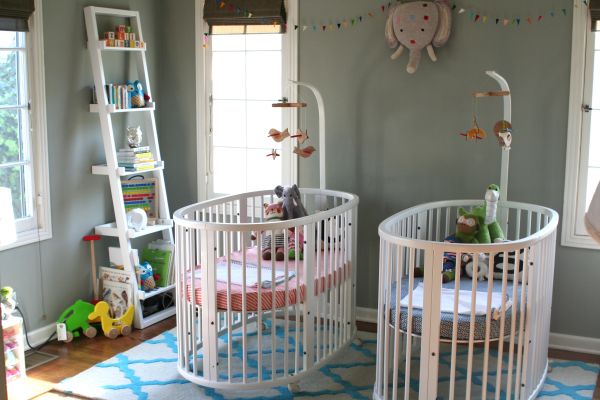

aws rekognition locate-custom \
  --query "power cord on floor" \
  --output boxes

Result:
[14,306,56,352]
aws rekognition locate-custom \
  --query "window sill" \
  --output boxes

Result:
[561,231,600,250]
[0,228,52,252]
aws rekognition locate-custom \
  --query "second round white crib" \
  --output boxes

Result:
[374,199,559,400]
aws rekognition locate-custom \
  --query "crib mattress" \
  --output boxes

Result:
[186,246,349,312]
[389,277,521,342]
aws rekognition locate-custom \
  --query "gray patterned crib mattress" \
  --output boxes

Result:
[388,277,522,342]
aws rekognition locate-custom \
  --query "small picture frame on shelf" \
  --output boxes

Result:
[121,177,158,222]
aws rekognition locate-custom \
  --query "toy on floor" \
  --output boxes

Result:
[385,0,452,74]
[57,300,98,342]
[83,234,101,303]
[1,286,17,320]
[88,301,133,339]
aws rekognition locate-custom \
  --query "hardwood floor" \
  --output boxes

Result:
[15,317,176,400]
[10,318,599,399]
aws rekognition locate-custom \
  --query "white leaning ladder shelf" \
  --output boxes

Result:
[84,6,176,329]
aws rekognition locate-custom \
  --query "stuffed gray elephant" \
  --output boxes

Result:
[274,184,308,220]
[385,0,452,74]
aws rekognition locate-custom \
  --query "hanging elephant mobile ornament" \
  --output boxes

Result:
[385,0,452,74]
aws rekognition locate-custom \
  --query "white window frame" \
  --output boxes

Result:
[0,0,52,251]
[563,3,599,249]
[195,0,299,201]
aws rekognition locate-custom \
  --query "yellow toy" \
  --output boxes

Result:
[88,301,134,339]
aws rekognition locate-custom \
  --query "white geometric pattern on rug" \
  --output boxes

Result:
[56,326,599,400]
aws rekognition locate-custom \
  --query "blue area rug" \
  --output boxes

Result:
[56,327,598,400]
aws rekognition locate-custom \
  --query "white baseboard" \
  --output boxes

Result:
[549,332,600,355]
[25,322,56,350]
[357,307,377,324]
[356,306,600,356]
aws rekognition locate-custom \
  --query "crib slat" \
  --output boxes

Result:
[505,247,522,400]
[283,229,290,377]
[404,248,416,400]
[448,251,461,400]
[257,231,263,383]
[391,243,403,400]
[316,221,322,362]
[226,232,233,382]
[382,242,392,400]
[481,252,496,400]
[374,239,385,399]
[494,251,510,400]
[466,254,479,399]
[241,234,248,383]
[271,231,277,380]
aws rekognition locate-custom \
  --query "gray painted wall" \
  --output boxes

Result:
[0,0,162,331]
[298,0,600,338]
[1,0,598,340]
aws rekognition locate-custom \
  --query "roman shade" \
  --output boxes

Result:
[0,0,34,32]
[203,0,286,33]
[591,0,600,31]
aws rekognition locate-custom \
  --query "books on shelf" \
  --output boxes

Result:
[142,240,174,287]
[117,147,157,171]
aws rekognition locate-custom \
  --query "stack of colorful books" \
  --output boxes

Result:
[117,146,157,171]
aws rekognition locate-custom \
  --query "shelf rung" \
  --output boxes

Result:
[92,161,164,176]
[95,40,146,51]
[95,220,172,239]
[138,284,175,300]
[135,305,176,329]
[90,101,155,113]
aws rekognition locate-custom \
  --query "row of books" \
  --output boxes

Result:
[90,84,142,110]
[118,146,159,172]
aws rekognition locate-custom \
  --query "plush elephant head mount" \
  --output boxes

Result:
[274,184,308,220]
[385,0,452,74]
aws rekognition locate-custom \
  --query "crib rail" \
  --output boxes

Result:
[174,189,359,390]
[374,200,558,400]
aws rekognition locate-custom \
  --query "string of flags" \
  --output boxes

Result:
[203,0,586,42]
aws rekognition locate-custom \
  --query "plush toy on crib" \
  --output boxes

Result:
[256,201,286,261]
[274,184,307,259]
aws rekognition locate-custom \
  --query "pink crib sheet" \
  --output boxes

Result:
[186,246,349,311]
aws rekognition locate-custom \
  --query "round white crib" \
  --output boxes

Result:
[173,188,359,391]
[373,200,559,400]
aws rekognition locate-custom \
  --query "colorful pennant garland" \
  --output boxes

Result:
[203,0,586,41]
[451,0,581,27]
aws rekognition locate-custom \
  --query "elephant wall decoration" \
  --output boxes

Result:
[385,0,452,74]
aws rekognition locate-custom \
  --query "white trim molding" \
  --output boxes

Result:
[562,0,599,249]
[25,321,56,350]
[0,0,52,252]
[549,332,600,355]
[357,306,377,324]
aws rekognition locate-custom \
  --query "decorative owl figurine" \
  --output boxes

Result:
[127,80,146,108]
[385,0,452,73]
[138,261,156,292]
[126,126,143,148]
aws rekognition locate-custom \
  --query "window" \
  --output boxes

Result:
[0,0,51,250]
[197,0,298,199]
